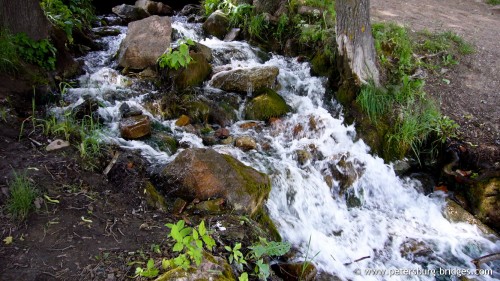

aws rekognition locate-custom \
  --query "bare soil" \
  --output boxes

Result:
[371,0,500,168]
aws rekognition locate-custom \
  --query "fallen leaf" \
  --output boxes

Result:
[434,185,448,193]
[3,236,13,245]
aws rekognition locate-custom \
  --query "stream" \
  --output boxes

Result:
[58,14,499,281]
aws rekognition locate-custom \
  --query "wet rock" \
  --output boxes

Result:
[138,67,157,78]
[220,136,234,145]
[172,198,187,214]
[209,66,279,93]
[329,153,366,194]
[167,52,212,89]
[156,251,234,281]
[72,98,100,121]
[148,132,177,154]
[345,188,363,208]
[202,135,217,146]
[153,148,271,215]
[135,0,172,16]
[239,121,261,130]
[94,27,121,37]
[393,159,412,176]
[467,177,500,230]
[175,114,190,127]
[214,128,230,139]
[179,4,200,17]
[235,136,257,151]
[244,88,290,121]
[119,102,142,118]
[298,6,324,17]
[273,262,317,281]
[202,10,229,39]
[120,115,151,139]
[444,199,497,236]
[224,28,241,41]
[112,4,149,23]
[193,42,213,62]
[399,238,434,262]
[296,149,312,165]
[118,16,172,70]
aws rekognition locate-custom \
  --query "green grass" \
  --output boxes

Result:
[7,172,38,220]
[487,0,500,5]
[0,29,20,74]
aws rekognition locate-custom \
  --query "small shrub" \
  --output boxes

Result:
[13,33,57,70]
[202,0,224,16]
[7,172,38,220]
[248,14,269,40]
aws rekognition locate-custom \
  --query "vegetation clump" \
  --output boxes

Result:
[6,172,38,221]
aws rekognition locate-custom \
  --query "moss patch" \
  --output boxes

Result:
[244,88,290,121]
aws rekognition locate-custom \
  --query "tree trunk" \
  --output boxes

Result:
[335,0,379,86]
[0,0,50,40]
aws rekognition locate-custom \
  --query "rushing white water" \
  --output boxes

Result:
[61,15,499,280]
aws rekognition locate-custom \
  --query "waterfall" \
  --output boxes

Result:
[59,15,499,280]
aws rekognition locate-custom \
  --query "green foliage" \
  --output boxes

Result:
[225,242,247,269]
[203,0,224,16]
[135,259,159,278]
[357,83,390,121]
[164,220,216,270]
[12,33,56,70]
[158,39,195,70]
[248,14,269,40]
[41,0,95,43]
[0,29,20,73]
[7,171,38,220]
[487,0,500,4]
[247,237,291,279]
[238,272,249,281]
[228,4,254,29]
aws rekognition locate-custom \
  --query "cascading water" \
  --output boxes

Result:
[59,15,499,280]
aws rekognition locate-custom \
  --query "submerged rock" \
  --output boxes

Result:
[112,4,149,23]
[153,148,270,215]
[235,136,257,151]
[202,10,229,39]
[244,88,290,121]
[444,199,497,236]
[120,115,151,139]
[209,66,279,93]
[118,16,172,70]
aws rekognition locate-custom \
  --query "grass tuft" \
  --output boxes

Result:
[7,172,38,221]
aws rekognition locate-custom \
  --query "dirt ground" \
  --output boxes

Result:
[371,0,500,167]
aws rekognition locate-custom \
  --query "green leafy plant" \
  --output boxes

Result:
[41,0,95,43]
[248,14,269,40]
[225,242,247,269]
[13,33,56,70]
[238,272,249,281]
[247,237,291,279]
[7,171,38,220]
[228,4,254,29]
[135,259,159,278]
[163,220,216,270]
[203,0,224,16]
[158,39,195,70]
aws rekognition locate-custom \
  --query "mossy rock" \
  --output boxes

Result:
[153,148,271,216]
[311,51,333,77]
[144,181,167,211]
[467,178,500,231]
[244,88,290,121]
[173,52,212,89]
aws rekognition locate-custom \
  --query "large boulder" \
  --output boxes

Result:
[202,10,230,39]
[244,88,290,121]
[135,0,172,16]
[169,52,212,89]
[153,148,271,215]
[444,199,497,236]
[112,4,150,22]
[118,16,172,70]
[467,178,500,231]
[209,66,279,93]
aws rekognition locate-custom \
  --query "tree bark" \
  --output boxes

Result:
[335,0,379,86]
[0,0,50,40]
